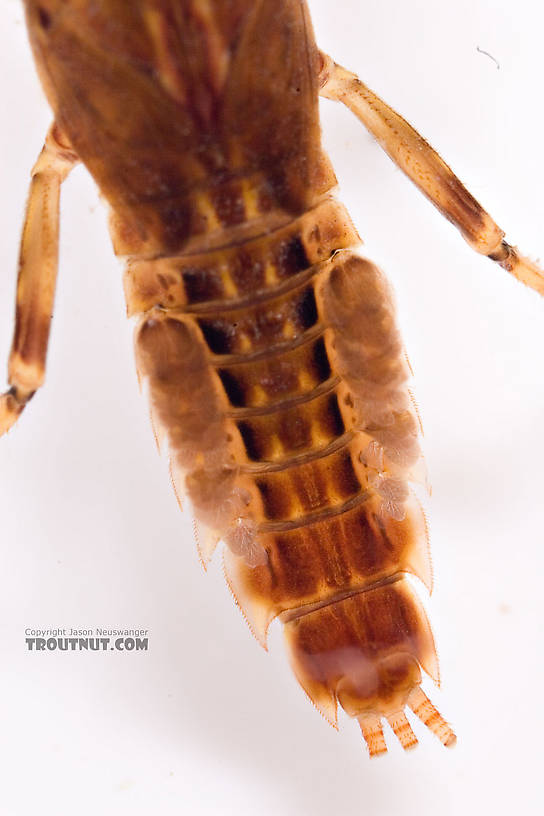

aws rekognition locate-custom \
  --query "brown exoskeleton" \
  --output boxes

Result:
[2,1,542,757]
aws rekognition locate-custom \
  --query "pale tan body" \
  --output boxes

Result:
[1,51,542,755]
[2,56,542,435]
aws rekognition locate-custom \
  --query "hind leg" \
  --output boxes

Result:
[0,123,79,434]
[318,54,544,295]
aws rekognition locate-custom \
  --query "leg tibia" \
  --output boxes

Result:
[319,54,544,295]
[0,123,78,435]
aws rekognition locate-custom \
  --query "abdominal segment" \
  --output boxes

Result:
[131,198,448,750]
[283,578,437,726]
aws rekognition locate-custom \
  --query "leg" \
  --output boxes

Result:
[0,123,79,434]
[318,53,544,295]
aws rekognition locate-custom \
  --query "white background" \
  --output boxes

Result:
[1,1,543,814]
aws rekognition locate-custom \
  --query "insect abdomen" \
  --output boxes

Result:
[131,193,453,752]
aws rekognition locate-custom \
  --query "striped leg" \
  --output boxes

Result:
[319,53,544,296]
[0,123,78,435]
